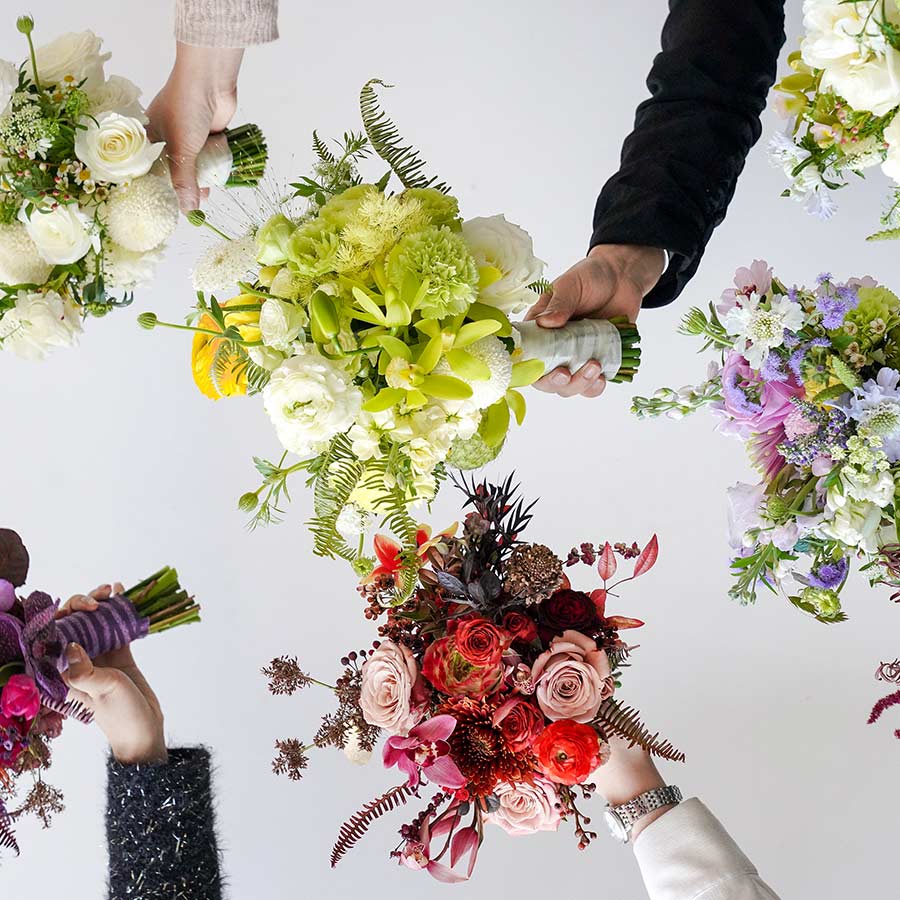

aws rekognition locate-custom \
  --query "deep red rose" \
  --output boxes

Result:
[539,589,597,636]
[532,719,605,785]
[492,697,545,753]
[502,611,538,644]
[422,636,504,698]
[455,618,506,668]
[0,674,40,721]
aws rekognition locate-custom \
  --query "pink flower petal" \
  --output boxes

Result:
[411,714,457,743]
[450,826,479,870]
[426,861,469,883]
[424,755,467,790]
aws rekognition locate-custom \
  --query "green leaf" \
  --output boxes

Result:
[446,348,490,380]
[506,388,526,425]
[419,374,473,400]
[479,399,511,448]
[363,388,405,412]
[510,358,546,387]
[867,226,900,241]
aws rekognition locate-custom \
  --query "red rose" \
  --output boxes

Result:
[455,618,506,668]
[532,719,605,785]
[422,636,504,698]
[539,590,597,636]
[492,697,545,753]
[502,610,538,644]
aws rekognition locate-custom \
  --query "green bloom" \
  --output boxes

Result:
[387,225,478,319]
[800,586,842,620]
[318,184,376,229]
[286,219,341,279]
[403,188,461,229]
[256,214,295,267]
[446,432,504,470]
[845,286,900,333]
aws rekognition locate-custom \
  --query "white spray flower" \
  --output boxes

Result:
[191,234,258,294]
[0,222,53,285]
[104,174,179,252]
[0,289,82,360]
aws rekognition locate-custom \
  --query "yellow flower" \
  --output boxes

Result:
[191,294,261,400]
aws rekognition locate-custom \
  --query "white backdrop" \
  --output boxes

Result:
[2,1,899,897]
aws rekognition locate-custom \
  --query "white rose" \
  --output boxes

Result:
[882,116,900,182]
[819,499,884,552]
[33,31,109,90]
[462,215,545,315]
[259,298,306,351]
[0,289,82,360]
[87,75,145,120]
[75,112,162,184]
[821,50,900,116]
[19,202,97,265]
[0,60,17,116]
[262,350,363,456]
[800,0,876,69]
[0,222,53,285]
[103,241,161,290]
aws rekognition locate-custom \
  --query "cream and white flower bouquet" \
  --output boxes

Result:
[142,81,640,575]
[0,16,267,360]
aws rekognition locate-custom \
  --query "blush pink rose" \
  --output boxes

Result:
[531,630,614,723]
[359,640,428,735]
[483,777,562,836]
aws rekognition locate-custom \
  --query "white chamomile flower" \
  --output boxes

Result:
[191,234,258,294]
[723,293,805,369]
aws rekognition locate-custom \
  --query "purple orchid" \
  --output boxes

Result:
[383,714,466,790]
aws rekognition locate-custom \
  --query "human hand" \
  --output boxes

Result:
[59,585,167,765]
[146,42,245,212]
[525,244,665,398]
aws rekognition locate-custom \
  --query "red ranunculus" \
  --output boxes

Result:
[0,674,40,721]
[455,618,506,668]
[532,719,605,785]
[422,636,503,698]
[492,697,545,753]
[502,610,538,644]
[539,589,597,636]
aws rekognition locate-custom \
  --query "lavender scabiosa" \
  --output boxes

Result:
[807,557,849,590]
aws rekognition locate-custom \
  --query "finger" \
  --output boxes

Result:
[62,643,96,693]
[532,367,572,394]
[89,584,113,600]
[59,593,99,617]
[199,187,210,202]
[564,361,605,398]
[524,292,552,322]
[112,582,125,595]
[532,286,578,329]
[167,150,201,212]
[580,374,608,399]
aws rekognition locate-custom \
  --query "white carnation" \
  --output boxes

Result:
[259,297,307,351]
[33,31,109,91]
[0,289,82,360]
[191,234,258,293]
[0,222,53,285]
[104,175,179,252]
[103,242,161,290]
[462,215,545,315]
[19,202,98,265]
[87,75,145,120]
[433,335,512,410]
[75,112,162,184]
[263,349,363,457]
[819,499,883,552]
[0,60,17,117]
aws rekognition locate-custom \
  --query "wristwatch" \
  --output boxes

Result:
[604,785,682,843]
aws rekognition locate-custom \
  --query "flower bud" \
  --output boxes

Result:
[186,209,207,227]
[238,492,259,513]
[137,312,158,330]
[16,15,35,35]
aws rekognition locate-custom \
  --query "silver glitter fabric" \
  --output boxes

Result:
[106,748,222,900]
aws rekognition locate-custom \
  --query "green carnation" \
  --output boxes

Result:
[403,188,461,229]
[446,432,504,470]
[318,184,377,229]
[800,586,842,620]
[387,225,478,319]
[257,214,295,266]
[286,218,341,278]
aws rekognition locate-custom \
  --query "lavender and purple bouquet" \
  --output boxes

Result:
[0,528,199,856]
[633,261,900,622]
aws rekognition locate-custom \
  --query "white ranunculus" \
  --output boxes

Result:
[87,75,145,120]
[33,31,109,90]
[819,499,884,552]
[827,468,894,510]
[263,350,363,457]
[800,0,878,69]
[462,215,545,315]
[75,112,162,184]
[103,241,161,290]
[0,222,53,285]
[0,289,82,360]
[248,345,286,371]
[882,116,900,182]
[0,60,18,116]
[821,49,900,116]
[19,202,97,265]
[259,298,306,351]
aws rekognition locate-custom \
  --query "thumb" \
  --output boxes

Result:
[63,643,114,699]
[532,288,577,329]
[167,149,201,213]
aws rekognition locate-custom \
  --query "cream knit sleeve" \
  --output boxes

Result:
[175,0,279,47]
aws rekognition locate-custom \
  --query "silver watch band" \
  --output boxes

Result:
[611,785,682,836]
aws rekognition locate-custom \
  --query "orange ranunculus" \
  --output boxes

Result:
[191,295,262,400]
[532,719,606,786]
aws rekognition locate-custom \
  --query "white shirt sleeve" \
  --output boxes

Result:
[632,799,780,900]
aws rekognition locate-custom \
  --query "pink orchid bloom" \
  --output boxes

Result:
[383,714,466,790]
[717,260,774,316]
[399,804,480,883]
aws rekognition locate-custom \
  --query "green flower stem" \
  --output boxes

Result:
[123,567,201,635]
[20,25,41,91]
[236,282,274,300]
[789,476,818,512]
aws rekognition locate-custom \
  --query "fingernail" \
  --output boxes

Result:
[583,362,602,379]
[66,643,85,665]
[552,372,570,386]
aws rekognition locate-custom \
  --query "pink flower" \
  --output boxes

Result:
[531,630,614,723]
[483,777,562,836]
[359,640,428,735]
[717,260,774,316]
[0,579,15,613]
[398,802,480,883]
[383,715,466,790]
[1,674,40,721]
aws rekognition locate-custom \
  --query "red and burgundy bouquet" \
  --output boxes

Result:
[0,528,199,855]
[263,475,682,882]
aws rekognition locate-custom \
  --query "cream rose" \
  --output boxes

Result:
[821,50,900,116]
[33,31,109,90]
[19,202,97,265]
[87,75,145,120]
[483,778,562,836]
[359,640,427,735]
[0,289,82,360]
[259,298,306,351]
[531,629,614,723]
[0,59,17,116]
[462,215,545,315]
[262,349,362,456]
[75,112,162,184]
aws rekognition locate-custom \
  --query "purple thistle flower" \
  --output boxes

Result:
[808,557,849,590]
[761,351,788,383]
[783,330,801,349]
[817,272,833,285]
[722,365,763,418]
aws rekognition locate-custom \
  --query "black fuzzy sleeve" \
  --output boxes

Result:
[106,748,223,900]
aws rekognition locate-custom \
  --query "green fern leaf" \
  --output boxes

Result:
[867,226,900,241]
[312,130,337,166]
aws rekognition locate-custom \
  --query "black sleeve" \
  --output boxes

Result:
[106,748,223,900]
[590,0,786,308]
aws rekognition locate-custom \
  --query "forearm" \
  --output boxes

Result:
[106,748,222,900]
[175,0,279,48]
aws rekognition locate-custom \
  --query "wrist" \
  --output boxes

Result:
[588,243,666,299]
[111,721,167,766]
[173,43,243,95]
[600,750,666,807]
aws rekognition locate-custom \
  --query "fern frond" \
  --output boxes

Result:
[0,812,17,855]
[312,130,337,167]
[867,226,900,241]
[331,782,418,867]
[595,698,686,763]
[359,79,450,193]
[527,278,553,295]
[307,434,365,561]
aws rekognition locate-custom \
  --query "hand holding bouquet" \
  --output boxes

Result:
[633,261,900,622]
[142,81,640,573]
[0,528,199,855]
[0,16,266,360]
[770,0,900,235]
[262,475,679,882]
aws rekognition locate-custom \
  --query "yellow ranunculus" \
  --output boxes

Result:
[191,295,262,400]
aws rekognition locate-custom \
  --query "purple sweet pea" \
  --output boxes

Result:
[383,715,466,790]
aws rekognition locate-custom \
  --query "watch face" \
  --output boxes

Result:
[604,807,629,842]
